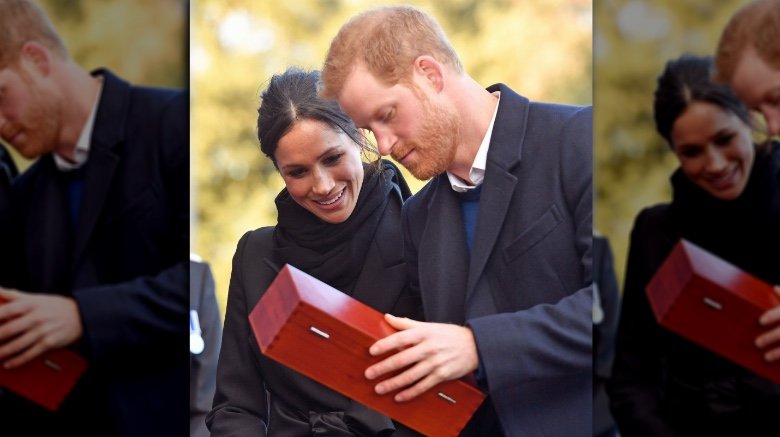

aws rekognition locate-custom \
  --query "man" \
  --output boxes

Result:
[0,1,188,435]
[715,0,780,136]
[321,6,592,436]
[189,256,222,437]
[714,0,780,366]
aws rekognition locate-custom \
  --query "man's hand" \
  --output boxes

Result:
[756,285,780,363]
[0,288,83,369]
[365,314,479,402]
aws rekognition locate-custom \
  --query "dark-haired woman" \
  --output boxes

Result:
[608,54,780,436]
[207,68,422,436]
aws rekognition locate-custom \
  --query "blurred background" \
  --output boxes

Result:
[1,0,186,172]
[191,0,593,315]
[595,0,750,287]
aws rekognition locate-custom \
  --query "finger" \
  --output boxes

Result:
[375,358,434,396]
[760,306,780,326]
[765,347,780,363]
[368,344,430,382]
[774,285,780,295]
[756,326,780,349]
[394,372,443,402]
[0,312,35,343]
[384,314,422,330]
[0,288,22,301]
[369,328,421,357]
[0,327,38,363]
[4,341,47,369]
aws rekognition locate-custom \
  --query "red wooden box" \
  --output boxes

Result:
[0,348,87,411]
[248,264,485,437]
[646,239,780,383]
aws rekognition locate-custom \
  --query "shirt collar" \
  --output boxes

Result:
[447,91,501,192]
[54,77,104,172]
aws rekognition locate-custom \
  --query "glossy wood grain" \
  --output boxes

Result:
[646,239,780,383]
[249,264,486,437]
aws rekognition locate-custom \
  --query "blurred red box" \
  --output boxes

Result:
[0,296,87,411]
[646,239,780,383]
[249,264,485,437]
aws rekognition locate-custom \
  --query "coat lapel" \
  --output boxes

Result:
[467,85,527,301]
[72,70,127,269]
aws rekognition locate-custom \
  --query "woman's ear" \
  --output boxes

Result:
[412,55,445,93]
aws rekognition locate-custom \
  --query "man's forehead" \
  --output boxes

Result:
[337,64,386,123]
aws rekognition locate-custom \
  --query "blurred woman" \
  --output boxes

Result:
[608,54,780,436]
[207,68,421,436]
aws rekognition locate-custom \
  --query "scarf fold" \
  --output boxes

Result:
[272,160,408,294]
[668,142,780,283]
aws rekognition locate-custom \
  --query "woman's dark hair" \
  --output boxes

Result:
[654,54,751,146]
[257,67,373,166]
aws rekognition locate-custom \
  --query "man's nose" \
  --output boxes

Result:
[374,130,396,156]
[762,108,780,137]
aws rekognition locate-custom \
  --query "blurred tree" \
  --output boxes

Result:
[595,0,746,287]
[191,0,592,315]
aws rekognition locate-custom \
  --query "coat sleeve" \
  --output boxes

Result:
[71,91,190,360]
[206,231,271,437]
[607,209,679,436]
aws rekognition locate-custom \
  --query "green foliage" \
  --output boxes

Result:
[191,0,593,316]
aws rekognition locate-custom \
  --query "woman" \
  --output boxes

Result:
[207,68,422,436]
[608,55,780,436]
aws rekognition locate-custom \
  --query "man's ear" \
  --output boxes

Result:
[19,41,52,76]
[413,55,445,93]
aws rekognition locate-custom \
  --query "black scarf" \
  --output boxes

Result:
[272,160,410,294]
[669,141,780,285]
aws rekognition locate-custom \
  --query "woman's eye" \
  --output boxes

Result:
[323,153,343,165]
[714,133,734,146]
[679,148,701,158]
[287,168,306,178]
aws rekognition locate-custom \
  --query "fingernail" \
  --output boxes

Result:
[369,346,378,355]
[376,384,386,395]
[394,394,404,402]
[365,369,374,380]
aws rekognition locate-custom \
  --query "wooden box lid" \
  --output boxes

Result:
[646,239,780,383]
[0,348,87,411]
[249,264,486,436]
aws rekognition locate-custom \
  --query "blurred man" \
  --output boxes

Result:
[0,1,188,435]
[321,5,593,436]
[715,0,780,136]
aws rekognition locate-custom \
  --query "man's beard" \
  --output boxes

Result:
[392,95,460,180]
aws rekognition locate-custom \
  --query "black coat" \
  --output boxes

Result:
[0,70,189,437]
[608,143,780,437]
[207,185,423,436]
